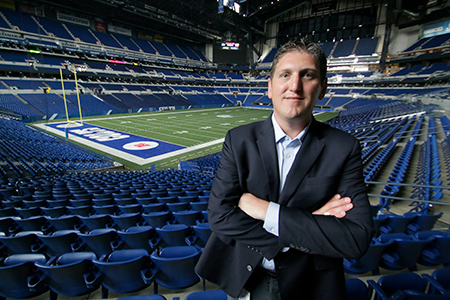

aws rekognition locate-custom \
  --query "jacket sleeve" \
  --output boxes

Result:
[207,130,282,260]
[278,139,374,259]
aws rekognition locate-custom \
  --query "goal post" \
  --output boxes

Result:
[60,67,83,132]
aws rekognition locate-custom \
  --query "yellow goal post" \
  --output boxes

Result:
[60,66,83,135]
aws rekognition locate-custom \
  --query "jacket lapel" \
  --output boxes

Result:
[256,117,280,203]
[279,118,325,206]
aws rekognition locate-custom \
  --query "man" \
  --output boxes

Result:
[195,38,374,300]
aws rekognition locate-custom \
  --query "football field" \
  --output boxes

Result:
[34,107,335,169]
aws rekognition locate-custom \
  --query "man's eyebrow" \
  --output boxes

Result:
[276,67,319,73]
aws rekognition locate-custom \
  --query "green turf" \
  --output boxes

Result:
[34,107,338,170]
[85,107,272,147]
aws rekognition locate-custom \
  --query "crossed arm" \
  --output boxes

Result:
[238,192,354,221]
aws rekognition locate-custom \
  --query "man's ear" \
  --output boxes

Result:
[318,78,328,100]
[267,78,272,99]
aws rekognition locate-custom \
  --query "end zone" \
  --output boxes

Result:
[34,122,195,165]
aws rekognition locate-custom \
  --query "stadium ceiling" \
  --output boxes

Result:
[32,0,306,45]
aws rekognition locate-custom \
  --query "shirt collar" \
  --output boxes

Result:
[271,114,310,143]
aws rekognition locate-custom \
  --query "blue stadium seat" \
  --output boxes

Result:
[94,249,154,298]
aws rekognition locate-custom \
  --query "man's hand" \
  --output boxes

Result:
[238,193,270,221]
[313,194,353,218]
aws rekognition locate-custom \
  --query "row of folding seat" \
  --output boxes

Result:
[344,231,450,276]
[441,116,450,135]
[378,137,417,210]
[442,136,450,183]
[1,178,212,202]
[0,222,211,258]
[410,120,443,212]
[5,231,450,300]
[366,269,450,299]
[363,116,417,184]
[372,212,443,237]
[0,196,209,218]
[364,140,398,182]
[0,169,214,200]
[375,115,423,211]
[361,118,406,165]
[0,206,209,236]
[0,246,204,300]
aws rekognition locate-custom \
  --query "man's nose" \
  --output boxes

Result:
[289,74,302,92]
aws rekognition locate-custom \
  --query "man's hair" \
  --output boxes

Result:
[270,38,327,82]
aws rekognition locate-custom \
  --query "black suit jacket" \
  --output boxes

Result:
[195,116,374,299]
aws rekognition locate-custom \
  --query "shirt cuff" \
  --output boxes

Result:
[263,202,280,236]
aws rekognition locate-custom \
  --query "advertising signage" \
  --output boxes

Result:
[423,20,450,38]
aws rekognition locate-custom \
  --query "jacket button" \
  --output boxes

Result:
[247,265,253,272]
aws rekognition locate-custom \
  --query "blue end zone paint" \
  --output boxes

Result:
[45,122,186,159]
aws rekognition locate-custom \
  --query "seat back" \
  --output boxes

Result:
[142,211,172,228]
[118,226,156,252]
[382,215,415,234]
[378,272,427,297]
[151,246,201,289]
[142,203,167,213]
[0,254,48,298]
[345,278,368,300]
[344,240,392,275]
[420,235,450,266]
[46,215,81,231]
[36,252,100,297]
[94,249,152,294]
[156,224,189,247]
[38,231,79,257]
[0,232,41,254]
[395,239,431,267]
[193,223,211,246]
[172,210,201,226]
[79,214,113,231]
[432,267,450,291]
[78,228,118,257]
[407,213,443,234]
[111,213,142,230]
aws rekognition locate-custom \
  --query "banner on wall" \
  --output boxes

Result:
[96,21,106,32]
[57,12,90,27]
[107,24,132,37]
[137,32,153,41]
[423,20,450,38]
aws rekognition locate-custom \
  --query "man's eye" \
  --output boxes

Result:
[303,73,316,79]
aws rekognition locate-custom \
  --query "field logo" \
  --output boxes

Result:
[123,141,159,150]
[70,127,130,142]
[43,122,186,161]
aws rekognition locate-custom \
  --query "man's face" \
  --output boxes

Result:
[268,50,327,124]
